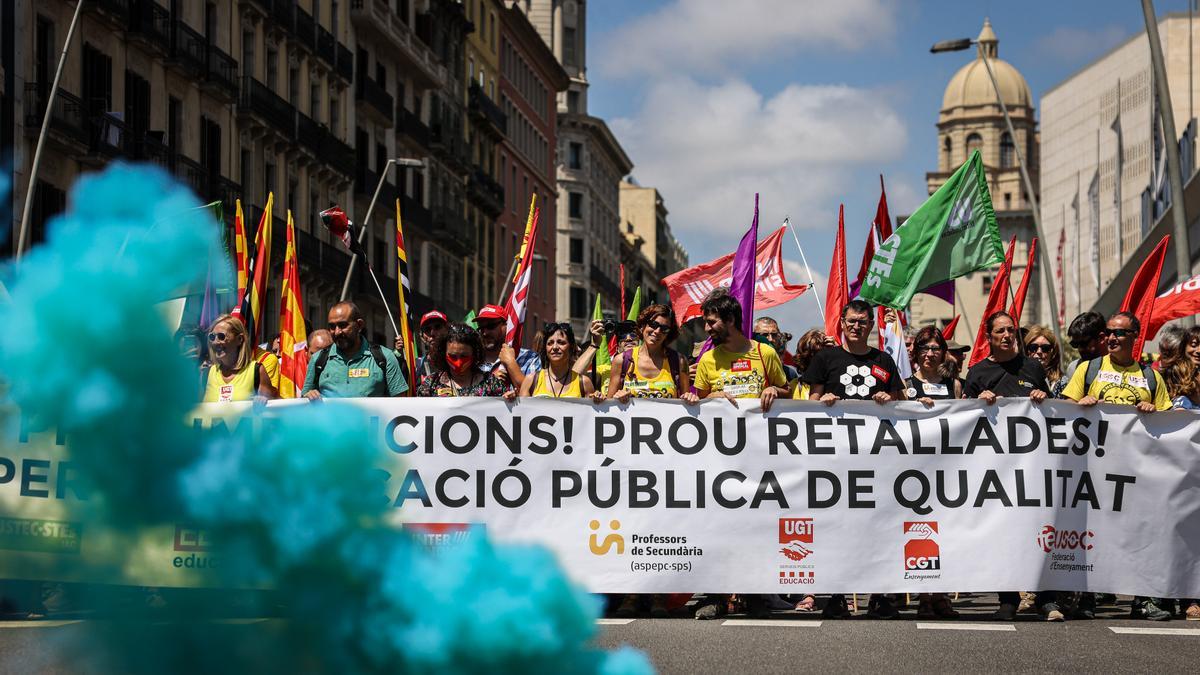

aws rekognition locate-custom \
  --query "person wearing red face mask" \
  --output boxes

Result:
[415,323,508,397]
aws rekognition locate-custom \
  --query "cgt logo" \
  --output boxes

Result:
[904,521,940,571]
[589,519,624,555]
[1037,525,1095,553]
[778,518,814,562]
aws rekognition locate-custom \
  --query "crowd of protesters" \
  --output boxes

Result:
[187,289,1200,623]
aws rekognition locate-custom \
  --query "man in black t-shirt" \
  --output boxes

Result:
[804,300,905,404]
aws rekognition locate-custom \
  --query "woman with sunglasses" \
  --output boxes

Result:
[905,326,962,406]
[1023,326,1064,397]
[201,314,278,402]
[415,323,508,397]
[607,304,688,402]
[519,322,602,400]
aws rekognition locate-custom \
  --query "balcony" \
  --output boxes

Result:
[211,176,241,219]
[293,7,316,49]
[396,106,431,148]
[133,131,173,171]
[23,84,89,148]
[349,0,444,87]
[294,224,352,281]
[355,167,378,198]
[468,167,504,217]
[204,44,239,101]
[296,112,323,155]
[431,122,469,170]
[88,0,131,28]
[468,83,506,137]
[316,26,337,67]
[401,194,432,232]
[174,155,208,199]
[239,76,295,137]
[591,264,622,298]
[270,0,294,32]
[126,0,171,54]
[87,111,129,159]
[431,205,472,254]
[170,20,208,79]
[355,77,394,126]
[336,43,354,82]
[321,131,356,178]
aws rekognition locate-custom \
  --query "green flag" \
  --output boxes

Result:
[859,150,1003,309]
[626,287,642,321]
[463,309,477,328]
[592,294,610,367]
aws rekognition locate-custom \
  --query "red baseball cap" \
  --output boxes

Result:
[476,304,508,322]
[420,310,448,327]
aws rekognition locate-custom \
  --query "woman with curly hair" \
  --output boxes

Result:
[415,323,508,397]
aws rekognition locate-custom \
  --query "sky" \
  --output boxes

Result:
[584,0,1196,336]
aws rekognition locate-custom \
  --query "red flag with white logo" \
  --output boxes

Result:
[504,207,540,347]
[662,226,809,325]
[1148,272,1200,339]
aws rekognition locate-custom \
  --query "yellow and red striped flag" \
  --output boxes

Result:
[395,199,416,393]
[233,199,249,305]
[232,192,274,345]
[278,210,309,398]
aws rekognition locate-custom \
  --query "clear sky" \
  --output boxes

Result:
[583,0,1195,334]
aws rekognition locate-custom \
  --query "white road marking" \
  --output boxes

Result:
[0,621,81,629]
[596,618,636,625]
[916,622,1016,632]
[722,619,823,627]
[1110,627,1200,636]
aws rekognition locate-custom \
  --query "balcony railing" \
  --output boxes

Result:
[126,0,171,54]
[205,44,239,100]
[469,83,507,136]
[174,155,208,198]
[322,131,356,177]
[431,205,472,252]
[88,111,129,157]
[23,84,89,146]
[170,20,208,78]
[397,107,431,147]
[355,77,394,125]
[294,7,316,47]
[239,76,295,136]
[317,26,337,66]
[134,132,173,170]
[270,0,294,31]
[401,194,432,232]
[468,167,504,216]
[355,167,378,197]
[296,112,322,155]
[336,43,354,82]
[88,0,131,27]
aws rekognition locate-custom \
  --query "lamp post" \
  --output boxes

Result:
[931,35,1063,344]
[339,157,425,302]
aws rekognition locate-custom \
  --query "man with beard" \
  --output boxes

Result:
[474,304,539,389]
[302,301,409,399]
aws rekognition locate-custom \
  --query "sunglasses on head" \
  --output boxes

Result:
[1027,343,1054,353]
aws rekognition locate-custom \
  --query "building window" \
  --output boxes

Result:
[942,135,951,167]
[266,44,278,89]
[567,90,580,113]
[1000,132,1015,168]
[568,142,582,169]
[569,287,588,319]
[569,237,583,264]
[981,274,993,294]
[562,26,577,68]
[310,75,321,119]
[242,28,254,78]
[1004,193,1012,210]
[569,192,583,218]
[965,132,982,157]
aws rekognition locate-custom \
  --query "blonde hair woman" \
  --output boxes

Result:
[202,314,278,402]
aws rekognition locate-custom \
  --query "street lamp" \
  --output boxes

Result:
[339,157,425,301]
[931,34,1064,343]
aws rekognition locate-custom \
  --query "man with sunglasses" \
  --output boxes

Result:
[302,301,409,399]
[406,310,449,386]
[753,317,798,384]
[474,304,539,389]
[1064,311,1107,377]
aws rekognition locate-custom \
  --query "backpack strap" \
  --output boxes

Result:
[1082,359,1102,392]
[666,348,682,390]
[310,347,332,389]
[1141,363,1159,400]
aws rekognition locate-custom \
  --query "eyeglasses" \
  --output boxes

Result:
[916,345,944,354]
[843,319,872,327]
[646,321,672,333]
[1027,343,1054,354]
[1103,328,1135,338]
[207,332,228,342]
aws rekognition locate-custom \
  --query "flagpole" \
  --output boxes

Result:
[364,260,401,337]
[784,217,825,317]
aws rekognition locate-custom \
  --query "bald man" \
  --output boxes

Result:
[307,329,333,355]
[302,302,408,399]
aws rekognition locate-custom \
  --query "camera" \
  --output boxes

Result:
[604,319,636,336]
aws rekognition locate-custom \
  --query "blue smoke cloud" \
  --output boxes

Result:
[0,164,652,675]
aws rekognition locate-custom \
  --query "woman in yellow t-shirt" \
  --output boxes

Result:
[519,323,603,400]
[202,314,278,403]
[608,304,689,402]
[790,329,832,401]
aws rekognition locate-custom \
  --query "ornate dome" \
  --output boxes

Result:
[941,19,1032,112]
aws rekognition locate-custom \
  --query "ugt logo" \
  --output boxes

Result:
[904,521,940,571]
[588,519,624,555]
[778,518,814,561]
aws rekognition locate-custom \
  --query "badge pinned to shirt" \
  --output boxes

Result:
[219,385,234,402]
[1097,371,1123,385]
[871,365,891,382]
[1128,375,1149,389]
[923,382,949,396]
[348,368,372,378]
[731,359,753,372]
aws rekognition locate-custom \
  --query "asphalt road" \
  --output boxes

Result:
[0,595,1197,674]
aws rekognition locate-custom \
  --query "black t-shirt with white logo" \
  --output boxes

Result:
[963,355,1049,398]
[802,346,903,400]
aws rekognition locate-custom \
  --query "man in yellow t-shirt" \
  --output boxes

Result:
[682,289,788,411]
[1061,312,1170,412]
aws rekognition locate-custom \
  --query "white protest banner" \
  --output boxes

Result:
[2,398,1199,597]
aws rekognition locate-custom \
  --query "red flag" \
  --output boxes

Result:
[662,226,808,324]
[278,211,309,398]
[504,207,540,347]
[232,193,274,346]
[942,315,960,341]
[1148,272,1200,339]
[1056,227,1067,329]
[851,175,892,298]
[1008,237,1038,324]
[1120,235,1170,357]
[825,205,850,344]
[969,235,1017,367]
[319,205,364,255]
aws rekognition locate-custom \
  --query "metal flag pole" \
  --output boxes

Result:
[363,260,401,337]
[784,217,825,317]
[17,0,85,263]
[339,158,424,301]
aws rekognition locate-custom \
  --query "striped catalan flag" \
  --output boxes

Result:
[278,210,309,398]
[395,199,416,393]
[233,199,249,307]
[232,192,273,345]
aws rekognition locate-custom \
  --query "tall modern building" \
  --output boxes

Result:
[522,0,633,334]
[7,0,488,344]
[910,19,1039,344]
[1040,13,1198,323]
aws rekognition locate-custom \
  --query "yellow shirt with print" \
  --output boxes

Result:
[695,342,787,399]
[254,347,281,390]
[1061,356,1171,411]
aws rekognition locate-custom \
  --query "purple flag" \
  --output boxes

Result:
[919,279,955,304]
[693,194,761,383]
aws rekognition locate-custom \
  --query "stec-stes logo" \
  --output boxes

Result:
[903,521,940,571]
